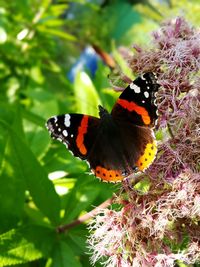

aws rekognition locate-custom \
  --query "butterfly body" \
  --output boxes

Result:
[47,73,160,182]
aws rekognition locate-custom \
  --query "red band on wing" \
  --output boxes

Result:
[94,166,123,182]
[76,115,88,155]
[117,99,151,125]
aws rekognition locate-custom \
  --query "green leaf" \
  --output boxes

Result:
[51,241,82,267]
[25,88,59,119]
[67,228,87,255]
[74,71,101,117]
[29,66,45,84]
[37,25,77,41]
[111,47,134,80]
[0,103,15,170]
[0,225,55,267]
[24,120,50,160]
[49,4,69,17]
[0,119,61,225]
[0,105,26,231]
[0,127,26,231]
[40,19,65,27]
[109,2,141,42]
[63,178,100,223]
[21,108,46,128]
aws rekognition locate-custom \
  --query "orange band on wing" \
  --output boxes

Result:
[117,99,150,125]
[94,166,123,182]
[76,116,88,155]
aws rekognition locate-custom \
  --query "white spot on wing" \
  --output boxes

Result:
[130,83,141,93]
[144,91,149,98]
[64,114,71,127]
[141,74,145,80]
[63,130,68,137]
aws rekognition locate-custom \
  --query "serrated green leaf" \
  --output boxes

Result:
[74,71,101,117]
[0,225,55,267]
[51,241,82,267]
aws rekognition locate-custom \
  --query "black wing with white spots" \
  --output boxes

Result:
[111,72,160,127]
[46,114,100,159]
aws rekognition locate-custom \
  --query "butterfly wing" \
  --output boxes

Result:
[87,119,129,182]
[110,72,159,172]
[46,114,100,159]
[117,121,157,172]
[47,112,128,182]
[111,72,160,127]
[86,116,157,182]
[46,73,160,183]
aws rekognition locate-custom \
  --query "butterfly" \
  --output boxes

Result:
[46,72,160,182]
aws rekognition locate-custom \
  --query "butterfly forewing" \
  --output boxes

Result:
[111,72,159,127]
[46,114,100,159]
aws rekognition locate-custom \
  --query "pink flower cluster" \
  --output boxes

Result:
[88,17,200,266]
[88,171,200,266]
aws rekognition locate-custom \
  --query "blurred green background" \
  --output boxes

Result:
[0,0,200,266]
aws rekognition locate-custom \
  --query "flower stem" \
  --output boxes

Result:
[57,196,114,233]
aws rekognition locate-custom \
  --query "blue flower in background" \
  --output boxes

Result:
[68,46,99,82]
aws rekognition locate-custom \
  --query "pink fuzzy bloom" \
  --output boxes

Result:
[88,17,200,267]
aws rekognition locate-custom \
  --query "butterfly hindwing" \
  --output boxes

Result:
[87,120,157,182]
[111,72,159,127]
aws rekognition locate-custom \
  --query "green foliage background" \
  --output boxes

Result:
[0,0,200,266]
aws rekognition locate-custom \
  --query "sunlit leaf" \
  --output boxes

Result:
[51,241,82,267]
[0,225,55,266]
[74,71,101,116]
[0,119,61,225]
[63,178,100,223]
[37,25,76,41]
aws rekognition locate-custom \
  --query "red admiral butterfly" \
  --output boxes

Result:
[46,72,160,182]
